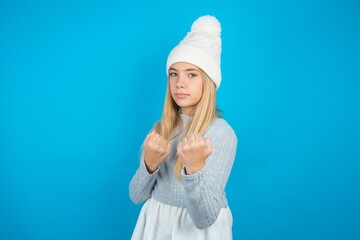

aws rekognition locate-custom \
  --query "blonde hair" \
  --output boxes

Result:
[153,69,221,179]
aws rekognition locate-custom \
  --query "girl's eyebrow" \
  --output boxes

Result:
[184,68,200,72]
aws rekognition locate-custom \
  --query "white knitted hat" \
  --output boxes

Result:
[166,15,222,89]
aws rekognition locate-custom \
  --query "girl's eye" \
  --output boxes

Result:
[188,73,197,78]
[169,72,177,77]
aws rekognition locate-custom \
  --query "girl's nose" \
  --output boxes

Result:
[176,75,186,88]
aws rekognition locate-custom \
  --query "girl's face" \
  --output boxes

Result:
[168,62,203,115]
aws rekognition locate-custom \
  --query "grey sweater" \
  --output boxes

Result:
[129,114,237,229]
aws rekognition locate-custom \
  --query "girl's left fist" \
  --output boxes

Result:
[177,133,212,175]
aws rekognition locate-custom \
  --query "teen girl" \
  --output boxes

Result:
[129,15,237,240]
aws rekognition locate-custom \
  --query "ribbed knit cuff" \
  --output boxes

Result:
[181,167,205,199]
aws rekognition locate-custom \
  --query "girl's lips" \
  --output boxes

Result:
[175,93,189,99]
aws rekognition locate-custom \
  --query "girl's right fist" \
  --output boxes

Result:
[143,130,171,173]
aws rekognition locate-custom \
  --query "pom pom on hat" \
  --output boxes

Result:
[191,15,221,36]
[166,15,222,89]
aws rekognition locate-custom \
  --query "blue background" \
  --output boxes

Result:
[1,0,359,239]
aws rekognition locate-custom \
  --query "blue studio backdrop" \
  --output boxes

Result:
[1,0,359,239]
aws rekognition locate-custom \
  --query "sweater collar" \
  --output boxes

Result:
[180,114,193,125]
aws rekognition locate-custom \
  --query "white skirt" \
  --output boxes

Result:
[131,198,233,240]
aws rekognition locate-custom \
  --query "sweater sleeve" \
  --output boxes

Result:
[181,121,237,229]
[129,157,160,204]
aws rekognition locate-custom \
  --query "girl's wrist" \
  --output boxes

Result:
[184,162,204,175]
[144,159,158,174]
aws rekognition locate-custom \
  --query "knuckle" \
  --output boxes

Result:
[183,145,190,151]
[177,145,182,152]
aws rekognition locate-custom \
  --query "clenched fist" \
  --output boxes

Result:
[177,133,212,175]
[143,130,171,173]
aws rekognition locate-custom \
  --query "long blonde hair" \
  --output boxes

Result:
[153,69,221,179]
